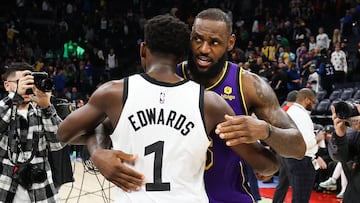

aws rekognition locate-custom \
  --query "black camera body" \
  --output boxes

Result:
[26,72,54,94]
[13,164,47,189]
[334,101,360,119]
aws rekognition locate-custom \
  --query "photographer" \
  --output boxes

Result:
[0,63,64,202]
[328,101,360,202]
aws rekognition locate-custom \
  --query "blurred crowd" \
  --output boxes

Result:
[1,0,360,105]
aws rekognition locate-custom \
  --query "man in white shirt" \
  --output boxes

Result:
[284,88,318,203]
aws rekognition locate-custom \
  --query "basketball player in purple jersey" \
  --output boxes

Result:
[176,8,305,202]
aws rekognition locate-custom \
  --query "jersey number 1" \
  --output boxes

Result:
[145,141,171,191]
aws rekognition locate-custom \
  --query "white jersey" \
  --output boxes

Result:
[111,74,210,203]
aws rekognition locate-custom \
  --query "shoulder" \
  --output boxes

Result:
[89,79,125,107]
[240,70,278,109]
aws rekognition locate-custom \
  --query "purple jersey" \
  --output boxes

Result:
[177,61,255,203]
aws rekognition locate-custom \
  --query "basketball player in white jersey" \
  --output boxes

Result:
[57,15,278,202]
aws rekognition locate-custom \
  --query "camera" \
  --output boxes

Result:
[334,101,360,119]
[26,72,54,94]
[13,164,47,189]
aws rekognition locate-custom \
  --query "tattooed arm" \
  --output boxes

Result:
[215,71,306,159]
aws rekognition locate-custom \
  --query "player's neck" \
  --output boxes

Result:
[146,63,183,83]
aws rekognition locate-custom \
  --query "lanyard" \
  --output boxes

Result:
[7,104,39,166]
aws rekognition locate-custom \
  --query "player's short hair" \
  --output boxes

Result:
[144,15,190,58]
[195,8,233,35]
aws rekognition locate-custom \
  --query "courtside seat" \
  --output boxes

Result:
[316,90,327,101]
[311,99,332,125]
[340,88,354,101]
[353,89,360,100]
[328,89,342,101]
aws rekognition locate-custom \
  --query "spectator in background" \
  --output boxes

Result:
[307,64,320,93]
[283,88,318,203]
[230,47,246,65]
[341,10,353,37]
[282,90,298,111]
[331,42,348,83]
[332,28,342,49]
[53,67,66,96]
[319,161,348,199]
[318,54,335,98]
[316,27,330,53]
[308,36,317,52]
[278,46,291,68]
[286,63,301,92]
[270,64,288,105]
[105,47,118,80]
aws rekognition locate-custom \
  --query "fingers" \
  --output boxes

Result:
[111,163,146,192]
[216,130,252,146]
[17,73,34,95]
[116,151,138,165]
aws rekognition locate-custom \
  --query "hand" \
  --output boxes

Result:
[316,156,327,170]
[331,106,347,137]
[255,172,273,181]
[215,114,268,146]
[91,149,145,192]
[316,130,325,141]
[15,70,34,96]
[31,87,52,108]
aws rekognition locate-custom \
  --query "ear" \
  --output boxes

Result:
[4,81,10,92]
[140,42,146,58]
[140,42,147,71]
[227,34,236,52]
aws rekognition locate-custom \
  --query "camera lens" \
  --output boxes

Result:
[334,101,359,119]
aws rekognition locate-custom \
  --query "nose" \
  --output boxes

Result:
[199,42,211,54]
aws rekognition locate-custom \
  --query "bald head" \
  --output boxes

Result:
[296,88,316,111]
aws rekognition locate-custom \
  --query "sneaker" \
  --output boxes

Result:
[319,178,337,190]
[336,191,344,199]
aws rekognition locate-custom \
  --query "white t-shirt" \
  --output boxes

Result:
[287,103,318,158]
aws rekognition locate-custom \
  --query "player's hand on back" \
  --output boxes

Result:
[91,149,146,192]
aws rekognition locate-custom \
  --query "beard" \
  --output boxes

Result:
[187,50,228,79]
